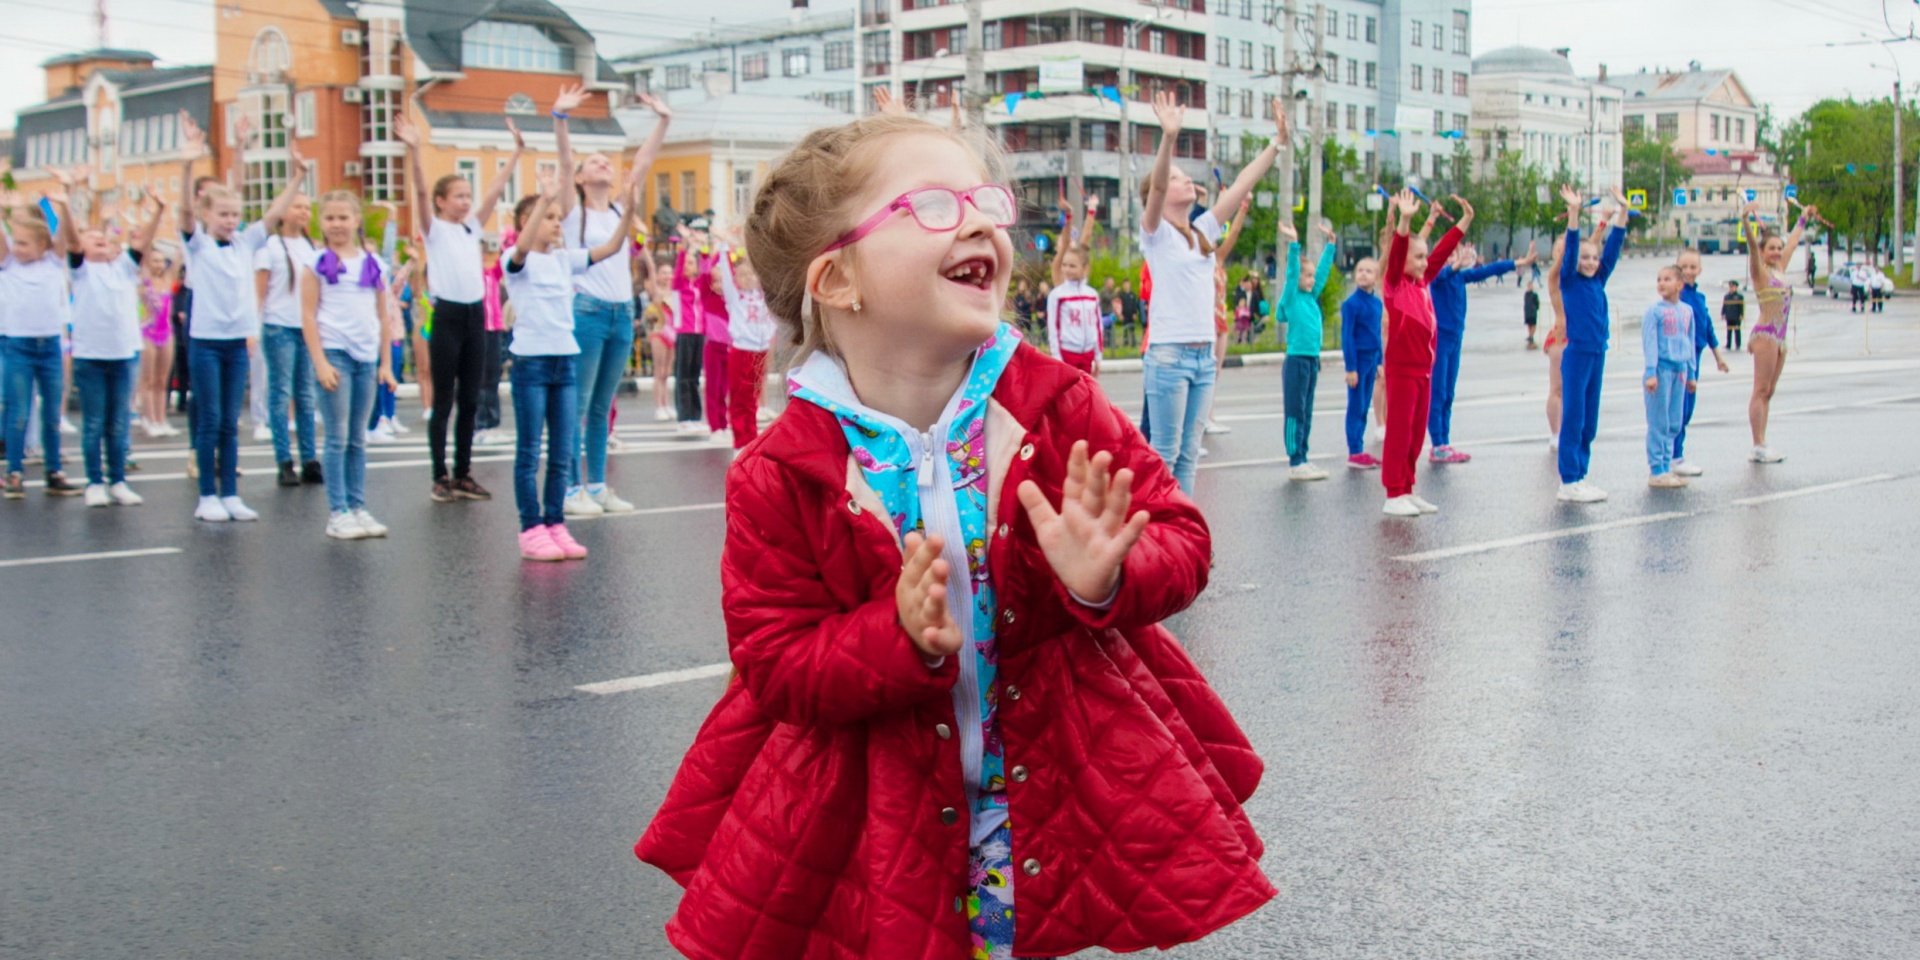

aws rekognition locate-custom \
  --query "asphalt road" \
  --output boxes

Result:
[3,255,1917,959]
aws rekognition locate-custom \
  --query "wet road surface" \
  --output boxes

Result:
[4,258,1918,958]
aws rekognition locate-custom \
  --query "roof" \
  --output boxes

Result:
[317,0,359,18]
[16,64,212,115]
[1472,46,1575,78]
[610,10,856,65]
[615,93,852,145]
[404,0,621,83]
[421,108,625,138]
[10,66,213,167]
[1598,68,1745,105]
[39,47,156,68]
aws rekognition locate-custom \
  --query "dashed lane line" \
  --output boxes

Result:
[0,547,183,570]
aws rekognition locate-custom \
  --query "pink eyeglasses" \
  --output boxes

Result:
[821,184,1019,253]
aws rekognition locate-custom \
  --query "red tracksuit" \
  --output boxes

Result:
[1380,225,1462,498]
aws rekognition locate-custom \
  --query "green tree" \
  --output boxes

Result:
[1787,96,1920,258]
[1235,132,1368,264]
[1622,128,1692,234]
[1475,149,1547,256]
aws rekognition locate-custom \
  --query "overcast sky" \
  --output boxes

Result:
[4,0,1914,134]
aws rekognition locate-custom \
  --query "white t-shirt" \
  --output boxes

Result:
[253,234,315,328]
[1138,210,1223,345]
[715,248,777,353]
[182,221,269,339]
[561,204,631,304]
[69,252,143,360]
[504,247,591,357]
[1046,279,1104,355]
[423,215,484,304]
[0,253,72,339]
[307,249,389,363]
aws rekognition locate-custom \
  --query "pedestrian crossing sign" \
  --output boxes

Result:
[1627,189,1647,210]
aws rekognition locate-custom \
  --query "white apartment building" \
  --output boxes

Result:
[1468,46,1623,191]
[1210,0,1473,184]
[616,9,862,115]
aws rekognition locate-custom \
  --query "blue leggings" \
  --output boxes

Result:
[1345,351,1380,455]
[1427,337,1463,447]
[1557,349,1606,483]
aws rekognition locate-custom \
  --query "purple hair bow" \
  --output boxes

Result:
[314,249,384,289]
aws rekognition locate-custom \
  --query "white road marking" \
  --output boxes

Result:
[576,662,731,696]
[1393,512,1692,563]
[0,547,183,569]
[576,501,725,521]
[1731,473,1895,506]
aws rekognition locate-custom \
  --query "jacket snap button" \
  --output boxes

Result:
[1022,858,1041,876]
[1019,443,1035,461]
[1005,685,1021,701]
[1011,765,1029,783]
[935,723,952,740]
[997,523,1008,538]
[846,499,861,514]
[1001,609,1015,625]
[940,807,959,825]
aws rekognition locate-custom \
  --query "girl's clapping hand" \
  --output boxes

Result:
[898,532,963,658]
[1017,441,1151,605]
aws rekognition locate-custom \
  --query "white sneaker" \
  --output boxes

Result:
[757,406,776,424]
[1289,463,1329,481]
[1648,473,1689,489]
[1549,434,1561,451]
[109,482,144,506]
[1199,446,1210,459]
[59,416,79,435]
[563,488,606,517]
[1557,481,1607,503]
[1750,445,1785,463]
[1383,495,1422,517]
[221,496,259,521]
[1672,459,1704,477]
[1204,419,1232,435]
[142,419,167,439]
[352,508,388,537]
[653,406,672,422]
[389,416,411,435]
[591,486,635,513]
[326,511,368,540]
[1370,423,1386,444]
[1409,494,1439,514]
[84,484,111,507]
[195,496,231,522]
[676,422,711,440]
[711,428,732,446]
[252,424,273,442]
[607,434,626,451]
[367,421,398,445]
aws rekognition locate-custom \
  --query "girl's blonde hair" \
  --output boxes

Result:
[745,113,992,359]
[318,189,362,218]
[1140,176,1215,257]
[7,215,51,247]
[196,183,239,211]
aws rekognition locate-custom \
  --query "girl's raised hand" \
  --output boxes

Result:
[1316,219,1337,242]
[632,92,672,119]
[179,111,207,157]
[1558,184,1581,208]
[872,85,905,116]
[505,116,525,152]
[1393,188,1420,217]
[897,532,963,658]
[1277,220,1298,242]
[553,83,589,115]
[1271,97,1290,144]
[1151,91,1185,133]
[394,113,421,147]
[1016,441,1151,604]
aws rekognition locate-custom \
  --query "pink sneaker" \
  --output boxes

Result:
[546,523,589,560]
[519,526,565,562]
[1347,453,1381,470]
[1429,446,1472,464]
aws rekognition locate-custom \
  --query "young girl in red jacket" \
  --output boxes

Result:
[637,113,1273,960]
[1379,188,1463,518]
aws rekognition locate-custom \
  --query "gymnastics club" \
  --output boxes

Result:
[1408,185,1452,220]
[1787,197,1834,228]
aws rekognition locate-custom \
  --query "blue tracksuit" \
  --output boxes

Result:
[1557,226,1625,484]
[1643,299,1692,474]
[1340,288,1383,456]
[1672,282,1719,460]
[1427,259,1516,447]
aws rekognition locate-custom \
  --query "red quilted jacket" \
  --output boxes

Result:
[636,343,1275,959]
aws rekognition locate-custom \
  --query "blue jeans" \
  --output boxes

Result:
[1645,362,1687,475]
[1142,342,1216,494]
[1557,349,1606,484]
[4,335,64,475]
[189,337,250,497]
[1427,335,1463,447]
[74,357,136,485]
[512,355,579,531]
[572,294,634,488]
[261,324,319,464]
[1345,350,1381,455]
[370,341,403,428]
[318,349,376,514]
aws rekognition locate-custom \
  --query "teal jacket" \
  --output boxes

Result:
[1277,241,1337,355]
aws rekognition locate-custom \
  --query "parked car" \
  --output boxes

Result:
[1821,263,1898,299]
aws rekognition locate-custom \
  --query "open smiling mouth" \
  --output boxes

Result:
[943,257,995,289]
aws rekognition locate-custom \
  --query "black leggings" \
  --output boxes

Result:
[674,332,705,423]
[429,299,486,480]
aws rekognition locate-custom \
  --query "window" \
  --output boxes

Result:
[655,173,671,208]
[1264,45,1277,72]
[299,160,317,199]
[1240,41,1252,70]
[1453,113,1468,132]
[1735,118,1746,144]
[1453,72,1467,97]
[1411,21,1422,47]
[680,171,698,213]
[1623,114,1644,137]
[665,65,690,89]
[1150,30,1164,54]
[365,154,405,203]
[1364,150,1375,173]
[1452,12,1469,54]
[1366,106,1376,130]
[733,168,755,221]
[1434,109,1445,133]
[243,158,288,220]
[1325,53,1338,82]
[1409,152,1422,177]
[1217,37,1230,66]
[1242,89,1254,119]
[362,88,399,144]
[1326,102,1338,128]
[1433,23,1444,49]
[294,91,316,137]
[1326,8,1338,35]
[1432,67,1444,93]
[1217,84,1232,115]
[784,48,811,76]
[703,56,728,74]
[1411,66,1423,92]
[981,23,1001,51]
[863,32,890,68]
[821,90,854,113]
[633,70,652,95]
[742,53,769,81]
[1656,112,1678,140]
[824,40,853,71]
[505,93,537,115]
[1366,61,1377,89]
[1347,60,1357,86]
[1240,0,1252,19]
[495,158,520,209]
[1365,16,1377,43]
[1690,189,1699,202]
[1343,104,1355,130]
[455,158,479,193]
[1348,13,1358,39]
[1711,115,1720,140]
[248,27,291,81]
[244,87,291,150]
[1433,156,1448,180]
[461,20,576,73]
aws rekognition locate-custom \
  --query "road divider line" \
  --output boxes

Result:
[0,547,183,569]
[576,662,731,696]
[1394,512,1692,562]
[1731,473,1896,506]
[578,501,725,520]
